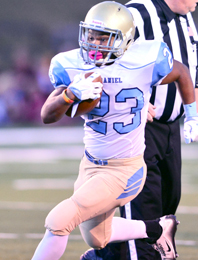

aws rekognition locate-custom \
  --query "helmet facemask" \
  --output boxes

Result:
[78,1,136,66]
[79,22,125,66]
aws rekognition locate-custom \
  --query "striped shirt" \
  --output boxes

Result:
[126,0,198,122]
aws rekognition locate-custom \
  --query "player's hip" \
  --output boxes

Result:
[74,153,147,207]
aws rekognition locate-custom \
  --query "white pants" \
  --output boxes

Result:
[45,154,146,248]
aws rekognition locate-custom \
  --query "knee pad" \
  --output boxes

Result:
[80,223,110,249]
[45,198,80,236]
[84,236,108,249]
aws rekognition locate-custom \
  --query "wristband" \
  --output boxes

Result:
[62,89,74,104]
[184,101,197,118]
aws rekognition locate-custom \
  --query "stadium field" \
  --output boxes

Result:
[0,127,198,260]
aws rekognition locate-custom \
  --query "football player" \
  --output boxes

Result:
[31,2,198,260]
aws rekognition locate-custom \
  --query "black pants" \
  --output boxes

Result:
[97,119,181,260]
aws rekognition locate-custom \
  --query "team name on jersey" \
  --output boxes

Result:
[103,77,123,84]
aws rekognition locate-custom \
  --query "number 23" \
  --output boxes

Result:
[86,88,144,135]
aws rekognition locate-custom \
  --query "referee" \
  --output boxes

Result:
[122,1,198,259]
[80,0,198,260]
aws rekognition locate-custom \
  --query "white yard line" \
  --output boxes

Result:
[177,206,198,214]
[1,201,198,215]
[0,232,197,247]
[0,127,84,145]
[0,233,81,240]
[0,143,197,163]
[12,178,75,190]
[0,127,198,164]
[176,240,198,246]
[0,146,84,163]
[0,201,55,210]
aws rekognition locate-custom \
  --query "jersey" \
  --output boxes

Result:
[49,40,173,159]
[126,0,198,122]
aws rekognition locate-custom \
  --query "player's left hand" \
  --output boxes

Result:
[184,117,198,144]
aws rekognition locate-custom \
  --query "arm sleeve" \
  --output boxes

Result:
[48,58,71,88]
[151,42,173,86]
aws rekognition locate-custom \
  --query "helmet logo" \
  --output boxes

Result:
[91,20,105,27]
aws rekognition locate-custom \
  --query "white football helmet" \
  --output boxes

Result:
[79,1,136,65]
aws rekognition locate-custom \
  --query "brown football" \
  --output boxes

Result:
[66,72,103,117]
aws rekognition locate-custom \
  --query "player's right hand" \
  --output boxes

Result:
[147,103,156,122]
[68,72,103,101]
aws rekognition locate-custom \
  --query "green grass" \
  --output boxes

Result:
[0,159,90,259]
[0,141,198,259]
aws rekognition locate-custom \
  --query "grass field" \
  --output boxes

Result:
[0,127,198,260]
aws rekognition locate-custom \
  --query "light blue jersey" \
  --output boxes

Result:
[49,40,173,159]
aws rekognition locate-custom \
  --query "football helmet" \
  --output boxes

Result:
[79,1,136,65]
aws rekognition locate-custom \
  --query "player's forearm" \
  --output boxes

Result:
[41,100,67,124]
[175,63,195,105]
[162,60,195,105]
[41,87,75,124]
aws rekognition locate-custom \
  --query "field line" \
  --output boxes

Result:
[1,201,198,214]
[177,206,198,214]
[176,240,198,246]
[0,233,81,240]
[13,178,75,190]
[0,233,197,247]
[0,201,55,210]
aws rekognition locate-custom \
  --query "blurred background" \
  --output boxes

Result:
[0,0,130,126]
[0,0,197,127]
[0,1,198,260]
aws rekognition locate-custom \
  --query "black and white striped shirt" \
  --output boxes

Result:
[126,0,198,122]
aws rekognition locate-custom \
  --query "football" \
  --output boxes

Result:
[66,72,103,117]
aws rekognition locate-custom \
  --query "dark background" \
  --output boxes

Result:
[0,0,197,126]
[0,0,129,70]
[1,0,197,70]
